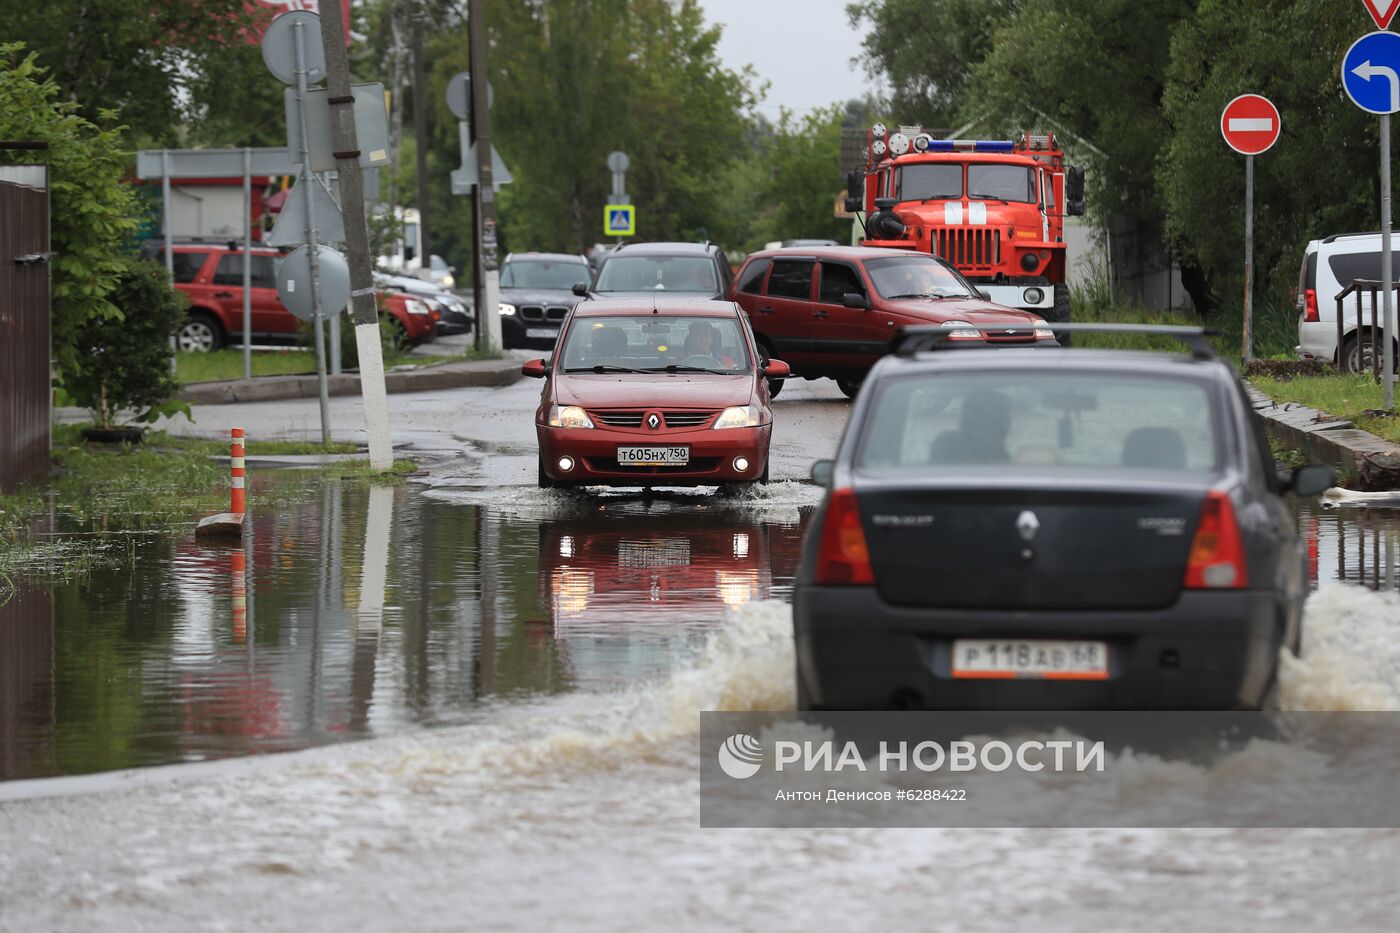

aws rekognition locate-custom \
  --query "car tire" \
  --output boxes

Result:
[537,455,553,489]
[178,312,225,353]
[760,458,770,485]
[837,378,862,399]
[757,339,784,399]
[1340,332,1395,374]
[1050,283,1071,347]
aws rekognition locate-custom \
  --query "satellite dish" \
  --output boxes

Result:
[888,133,910,156]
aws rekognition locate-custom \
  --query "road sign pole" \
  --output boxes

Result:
[1384,113,1396,408]
[242,148,253,382]
[1243,154,1255,363]
[469,0,502,355]
[293,16,332,444]
[162,150,177,374]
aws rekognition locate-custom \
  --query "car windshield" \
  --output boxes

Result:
[593,256,718,293]
[856,371,1221,474]
[558,315,751,374]
[897,164,962,201]
[864,256,975,299]
[501,260,589,290]
[967,164,1035,203]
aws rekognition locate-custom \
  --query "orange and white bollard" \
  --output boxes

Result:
[230,427,246,515]
[195,426,248,538]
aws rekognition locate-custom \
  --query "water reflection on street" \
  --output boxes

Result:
[0,478,811,780]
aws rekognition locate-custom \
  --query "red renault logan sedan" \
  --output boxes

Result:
[522,298,790,489]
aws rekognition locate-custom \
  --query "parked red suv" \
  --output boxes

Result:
[148,242,437,351]
[728,246,1057,397]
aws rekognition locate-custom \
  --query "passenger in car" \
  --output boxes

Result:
[929,390,1012,464]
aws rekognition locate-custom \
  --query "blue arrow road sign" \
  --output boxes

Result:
[1344,31,1400,115]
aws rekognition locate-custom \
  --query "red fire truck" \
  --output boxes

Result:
[849,125,1085,324]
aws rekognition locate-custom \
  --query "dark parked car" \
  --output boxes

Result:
[794,324,1334,711]
[499,252,592,349]
[730,246,1056,398]
[578,241,734,302]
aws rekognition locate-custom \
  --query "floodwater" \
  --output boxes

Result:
[3,477,1400,929]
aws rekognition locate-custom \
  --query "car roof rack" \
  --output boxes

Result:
[1320,231,1383,244]
[891,323,1218,360]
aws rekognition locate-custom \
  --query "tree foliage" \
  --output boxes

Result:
[0,44,141,382]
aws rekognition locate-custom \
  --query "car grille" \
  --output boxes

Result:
[588,410,719,429]
[935,228,1001,271]
[520,305,570,322]
[984,330,1037,343]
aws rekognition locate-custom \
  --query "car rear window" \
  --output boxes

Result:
[157,250,210,283]
[766,259,812,299]
[856,370,1221,475]
[1327,251,1382,291]
[213,254,279,289]
[737,258,770,294]
[594,256,718,293]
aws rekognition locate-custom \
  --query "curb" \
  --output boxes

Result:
[180,357,521,405]
[1248,386,1400,490]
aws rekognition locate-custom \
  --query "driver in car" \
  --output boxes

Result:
[681,322,737,368]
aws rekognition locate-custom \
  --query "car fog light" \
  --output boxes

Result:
[734,456,750,472]
[1023,286,1045,304]
[1020,252,1040,272]
[557,456,575,472]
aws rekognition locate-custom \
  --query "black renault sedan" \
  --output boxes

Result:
[794,325,1334,711]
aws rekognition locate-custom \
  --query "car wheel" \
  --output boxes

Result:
[1340,332,1394,374]
[537,455,553,489]
[759,458,770,485]
[757,339,784,399]
[837,378,862,399]
[178,313,224,353]
[1050,283,1071,347]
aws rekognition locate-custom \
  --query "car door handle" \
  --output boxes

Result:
[758,306,774,314]
[813,310,829,319]
[213,291,235,298]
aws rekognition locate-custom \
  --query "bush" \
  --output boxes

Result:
[297,312,402,369]
[65,260,190,428]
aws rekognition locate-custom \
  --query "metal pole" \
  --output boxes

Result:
[317,0,395,471]
[242,148,253,381]
[163,150,177,374]
[326,173,342,376]
[1242,154,1255,363]
[1383,113,1396,409]
[294,17,332,444]
[412,1,433,276]
[469,0,502,354]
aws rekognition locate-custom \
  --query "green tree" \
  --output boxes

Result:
[764,107,851,245]
[0,44,141,385]
[0,0,259,145]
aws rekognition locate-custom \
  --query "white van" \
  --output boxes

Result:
[1296,232,1400,371]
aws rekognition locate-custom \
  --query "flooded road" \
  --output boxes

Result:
[5,368,1400,930]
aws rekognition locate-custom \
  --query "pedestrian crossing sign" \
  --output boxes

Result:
[604,204,636,237]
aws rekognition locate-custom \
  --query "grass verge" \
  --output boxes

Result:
[0,424,414,582]
[1250,373,1400,445]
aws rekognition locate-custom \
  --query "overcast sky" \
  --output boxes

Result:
[699,0,880,116]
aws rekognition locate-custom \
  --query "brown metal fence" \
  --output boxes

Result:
[0,161,51,494]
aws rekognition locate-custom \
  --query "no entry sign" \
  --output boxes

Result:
[1220,94,1281,156]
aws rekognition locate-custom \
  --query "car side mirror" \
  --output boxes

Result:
[977,289,991,301]
[810,460,834,487]
[842,292,869,309]
[571,282,589,297]
[521,359,548,379]
[1066,166,1086,217]
[763,359,791,379]
[1286,463,1334,497]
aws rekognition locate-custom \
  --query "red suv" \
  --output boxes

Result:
[150,242,437,352]
[728,246,1057,397]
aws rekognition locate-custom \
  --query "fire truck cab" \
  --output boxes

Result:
[851,125,1085,323]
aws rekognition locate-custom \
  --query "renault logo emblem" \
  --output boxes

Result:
[647,413,661,430]
[1016,510,1040,542]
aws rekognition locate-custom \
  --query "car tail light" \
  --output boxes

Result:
[1303,288,1319,323]
[813,488,874,585]
[1183,491,1249,589]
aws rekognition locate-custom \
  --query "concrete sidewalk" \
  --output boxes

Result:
[1249,386,1400,489]
[180,355,522,405]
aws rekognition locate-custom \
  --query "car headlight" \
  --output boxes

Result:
[1023,286,1045,305]
[713,404,762,429]
[940,320,982,339]
[1031,319,1055,340]
[547,405,594,429]
[407,299,431,316]
[499,302,517,316]
[442,274,455,287]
